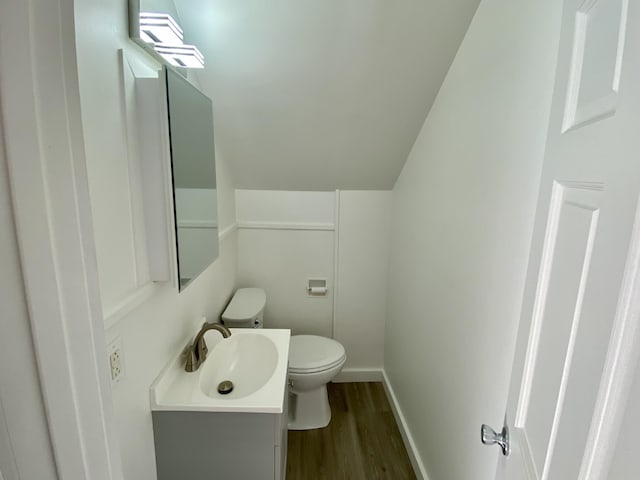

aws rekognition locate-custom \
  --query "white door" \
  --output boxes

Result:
[489,0,640,478]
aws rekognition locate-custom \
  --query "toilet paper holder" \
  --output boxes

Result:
[307,278,328,296]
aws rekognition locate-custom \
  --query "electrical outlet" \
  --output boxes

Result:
[107,337,125,386]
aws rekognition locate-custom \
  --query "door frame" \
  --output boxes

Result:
[0,0,123,478]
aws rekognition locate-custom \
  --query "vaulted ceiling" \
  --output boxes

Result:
[174,0,480,190]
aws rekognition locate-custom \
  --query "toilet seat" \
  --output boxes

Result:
[289,335,346,374]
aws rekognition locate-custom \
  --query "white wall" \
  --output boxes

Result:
[335,191,391,373]
[385,0,562,478]
[236,190,335,227]
[74,1,237,479]
[236,190,390,373]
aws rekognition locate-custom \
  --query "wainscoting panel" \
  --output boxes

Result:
[237,227,334,337]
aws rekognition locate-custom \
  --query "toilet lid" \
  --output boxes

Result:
[288,335,346,373]
[222,288,266,322]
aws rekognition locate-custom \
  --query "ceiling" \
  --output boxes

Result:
[174,0,481,190]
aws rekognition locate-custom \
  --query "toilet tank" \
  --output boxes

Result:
[221,288,266,328]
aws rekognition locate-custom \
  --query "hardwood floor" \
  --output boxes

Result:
[286,382,417,480]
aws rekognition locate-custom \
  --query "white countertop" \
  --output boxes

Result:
[150,328,290,414]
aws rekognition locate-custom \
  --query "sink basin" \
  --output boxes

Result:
[199,333,278,399]
[150,328,290,413]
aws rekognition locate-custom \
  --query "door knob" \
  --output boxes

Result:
[481,423,510,456]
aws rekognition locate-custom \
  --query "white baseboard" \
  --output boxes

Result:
[333,368,384,383]
[382,371,429,480]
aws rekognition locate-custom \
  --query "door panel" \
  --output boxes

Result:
[522,184,601,476]
[563,0,628,130]
[496,0,640,478]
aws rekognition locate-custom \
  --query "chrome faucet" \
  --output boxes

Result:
[185,322,231,372]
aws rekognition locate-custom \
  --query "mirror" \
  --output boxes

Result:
[164,66,218,289]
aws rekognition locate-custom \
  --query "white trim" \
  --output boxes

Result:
[0,69,56,480]
[236,221,335,231]
[219,223,237,242]
[332,189,341,339]
[382,371,429,480]
[579,194,640,479]
[136,69,176,285]
[515,181,564,427]
[103,283,159,329]
[177,220,218,229]
[0,1,123,478]
[613,0,629,92]
[119,50,146,288]
[333,368,384,383]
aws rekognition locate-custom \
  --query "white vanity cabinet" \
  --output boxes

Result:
[149,329,291,480]
[152,390,288,480]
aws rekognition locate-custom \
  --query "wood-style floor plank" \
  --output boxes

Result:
[286,382,416,480]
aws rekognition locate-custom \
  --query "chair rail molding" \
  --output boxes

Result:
[236,221,335,231]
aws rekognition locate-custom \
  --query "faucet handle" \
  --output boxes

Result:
[185,349,198,373]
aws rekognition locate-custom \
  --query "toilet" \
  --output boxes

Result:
[221,288,346,430]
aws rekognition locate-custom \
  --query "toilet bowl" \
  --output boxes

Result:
[221,288,346,430]
[288,335,346,430]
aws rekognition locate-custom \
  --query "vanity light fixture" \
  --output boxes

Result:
[154,44,205,69]
[139,12,183,45]
[139,12,205,68]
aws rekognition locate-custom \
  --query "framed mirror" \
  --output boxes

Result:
[164,66,218,289]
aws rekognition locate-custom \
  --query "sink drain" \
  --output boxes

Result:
[217,380,234,395]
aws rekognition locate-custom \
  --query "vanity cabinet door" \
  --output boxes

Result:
[153,411,276,480]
